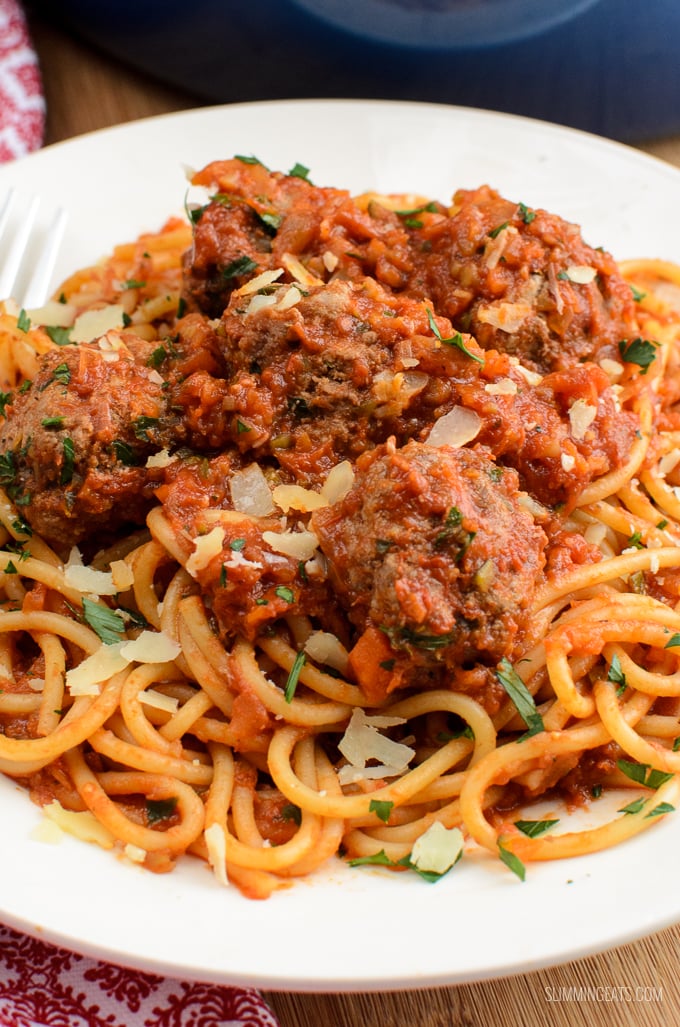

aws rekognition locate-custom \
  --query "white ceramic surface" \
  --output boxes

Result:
[0,99,678,992]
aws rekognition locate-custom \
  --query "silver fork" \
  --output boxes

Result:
[0,190,68,309]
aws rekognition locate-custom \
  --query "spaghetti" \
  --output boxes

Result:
[0,159,679,898]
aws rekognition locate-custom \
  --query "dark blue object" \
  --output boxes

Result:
[35,0,680,142]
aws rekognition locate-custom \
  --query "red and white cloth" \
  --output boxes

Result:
[0,924,281,1027]
[0,0,45,162]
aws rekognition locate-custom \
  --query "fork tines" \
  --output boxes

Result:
[0,191,67,309]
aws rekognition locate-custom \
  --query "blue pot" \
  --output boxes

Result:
[35,0,680,142]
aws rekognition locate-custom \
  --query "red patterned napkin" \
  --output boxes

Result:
[0,924,281,1027]
[0,0,45,162]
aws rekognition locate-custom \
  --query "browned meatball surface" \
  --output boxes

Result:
[311,439,547,695]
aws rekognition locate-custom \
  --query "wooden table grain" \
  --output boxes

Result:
[24,12,680,1027]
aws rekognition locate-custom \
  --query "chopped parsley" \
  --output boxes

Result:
[229,538,246,551]
[0,392,12,417]
[121,278,147,290]
[51,363,71,386]
[112,439,141,466]
[514,818,559,838]
[281,803,302,825]
[369,799,394,824]
[284,649,306,702]
[222,255,258,279]
[288,162,311,181]
[426,308,484,364]
[607,652,626,696]
[82,597,125,644]
[146,796,178,824]
[616,759,674,790]
[517,202,536,224]
[41,416,64,430]
[496,657,544,738]
[59,438,75,485]
[17,308,31,333]
[45,325,73,346]
[630,284,647,302]
[489,221,509,239]
[275,585,295,604]
[0,451,16,486]
[664,633,680,649]
[618,337,659,374]
[133,415,159,441]
[497,838,526,881]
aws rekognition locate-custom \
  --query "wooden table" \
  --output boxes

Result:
[24,13,680,1027]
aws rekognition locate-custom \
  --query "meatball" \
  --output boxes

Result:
[209,276,483,479]
[311,439,547,693]
[406,185,639,373]
[182,157,414,317]
[0,334,180,547]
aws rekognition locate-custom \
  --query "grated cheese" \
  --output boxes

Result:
[110,559,135,591]
[320,461,355,504]
[66,644,128,695]
[205,822,229,887]
[484,378,518,396]
[338,709,414,784]
[64,547,117,596]
[120,630,181,664]
[303,631,350,675]
[186,526,225,577]
[146,447,175,469]
[568,398,598,440]
[561,453,576,471]
[138,688,180,714]
[27,300,76,327]
[230,464,275,516]
[410,822,464,874]
[42,799,116,849]
[426,406,482,448]
[262,529,320,561]
[564,264,597,284]
[72,305,126,344]
[272,483,327,513]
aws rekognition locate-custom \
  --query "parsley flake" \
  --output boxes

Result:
[496,657,544,738]
[426,308,484,364]
[82,598,125,645]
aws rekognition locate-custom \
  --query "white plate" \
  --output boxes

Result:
[0,99,679,992]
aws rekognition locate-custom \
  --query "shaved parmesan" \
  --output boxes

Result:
[66,643,128,695]
[43,799,116,849]
[262,529,320,561]
[338,708,414,784]
[410,822,464,874]
[321,461,355,504]
[599,357,623,380]
[30,818,64,844]
[304,631,350,675]
[146,448,175,468]
[322,250,339,272]
[64,557,117,596]
[659,448,680,477]
[186,526,225,577]
[123,843,147,864]
[246,292,279,316]
[28,300,76,327]
[426,406,481,448]
[561,453,576,471]
[281,252,323,289]
[230,464,275,516]
[484,378,517,396]
[27,677,45,692]
[568,398,597,440]
[272,483,327,513]
[110,559,134,591]
[236,268,283,296]
[274,284,303,311]
[72,304,126,344]
[509,357,543,386]
[564,265,597,284]
[120,630,181,664]
[205,822,229,887]
[477,302,531,333]
[138,688,180,714]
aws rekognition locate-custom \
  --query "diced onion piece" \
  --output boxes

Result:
[27,300,76,327]
[110,559,134,591]
[66,644,128,695]
[565,264,597,284]
[42,799,116,849]
[27,676,45,692]
[138,688,180,714]
[262,529,320,561]
[484,378,517,396]
[186,526,225,577]
[338,708,414,779]
[477,302,531,333]
[426,406,481,448]
[272,483,327,513]
[568,398,597,440]
[230,464,275,516]
[320,460,355,504]
[71,304,126,344]
[205,822,229,887]
[304,631,350,675]
[120,630,181,664]
[146,448,175,468]
[236,268,283,296]
[410,822,464,874]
